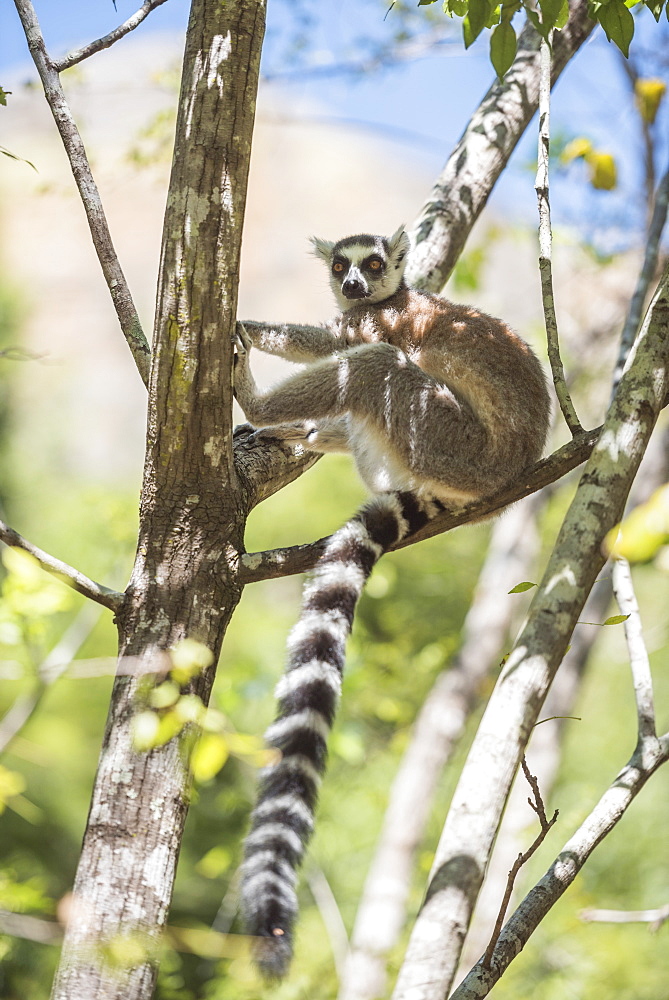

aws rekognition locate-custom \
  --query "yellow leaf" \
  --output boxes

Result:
[131,710,161,751]
[605,483,669,561]
[148,681,180,709]
[586,151,617,191]
[170,638,214,684]
[560,136,593,164]
[191,733,229,782]
[635,78,666,125]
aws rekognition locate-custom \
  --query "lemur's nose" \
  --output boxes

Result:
[342,278,366,299]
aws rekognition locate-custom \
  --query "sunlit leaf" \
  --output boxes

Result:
[560,136,594,163]
[490,20,517,79]
[148,681,180,709]
[605,483,669,561]
[508,580,537,593]
[602,614,631,625]
[597,0,635,56]
[191,733,229,782]
[170,638,214,684]
[587,151,617,190]
[634,77,666,123]
[131,710,161,751]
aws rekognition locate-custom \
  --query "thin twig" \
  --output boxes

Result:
[613,162,669,391]
[307,868,349,981]
[618,54,656,221]
[535,35,582,436]
[13,0,151,386]
[580,903,669,929]
[239,425,602,583]
[611,558,656,741]
[0,519,123,612]
[53,0,170,72]
[481,759,558,969]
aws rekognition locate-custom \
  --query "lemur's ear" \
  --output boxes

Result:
[388,225,411,260]
[309,236,335,262]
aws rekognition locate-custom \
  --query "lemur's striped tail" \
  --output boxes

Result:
[241,491,439,978]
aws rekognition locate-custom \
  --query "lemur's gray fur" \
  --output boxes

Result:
[233,226,550,978]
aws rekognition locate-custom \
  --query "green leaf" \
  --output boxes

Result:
[603,614,631,625]
[0,145,37,172]
[464,0,492,46]
[0,87,11,106]
[597,0,635,56]
[508,580,537,594]
[490,20,517,78]
[555,0,571,27]
[524,4,551,38]
[538,0,565,28]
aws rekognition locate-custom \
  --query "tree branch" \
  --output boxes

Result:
[12,0,151,385]
[611,558,656,741]
[535,35,582,436]
[580,903,669,929]
[450,733,669,999]
[481,759,558,969]
[613,162,669,390]
[53,0,170,72]
[0,519,123,612]
[239,427,601,584]
[405,0,597,293]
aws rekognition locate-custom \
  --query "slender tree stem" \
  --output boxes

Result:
[53,0,170,72]
[613,162,669,390]
[0,519,123,611]
[612,558,656,741]
[535,35,582,436]
[12,0,151,385]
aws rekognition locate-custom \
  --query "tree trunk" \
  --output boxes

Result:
[50,2,266,998]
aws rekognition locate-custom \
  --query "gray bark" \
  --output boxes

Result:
[50,2,266,997]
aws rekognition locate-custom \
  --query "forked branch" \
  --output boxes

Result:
[53,0,170,72]
[481,758,558,970]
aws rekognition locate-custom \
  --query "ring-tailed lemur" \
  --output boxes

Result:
[233,226,550,978]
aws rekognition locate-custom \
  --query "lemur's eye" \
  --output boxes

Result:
[368,258,383,271]
[333,261,345,274]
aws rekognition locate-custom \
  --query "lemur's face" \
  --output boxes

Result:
[310,227,411,312]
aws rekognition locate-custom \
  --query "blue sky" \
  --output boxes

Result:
[2,1,668,248]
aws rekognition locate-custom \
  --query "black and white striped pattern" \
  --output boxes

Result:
[241,490,441,978]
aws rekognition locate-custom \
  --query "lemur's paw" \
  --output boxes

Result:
[233,323,252,356]
[250,422,314,445]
